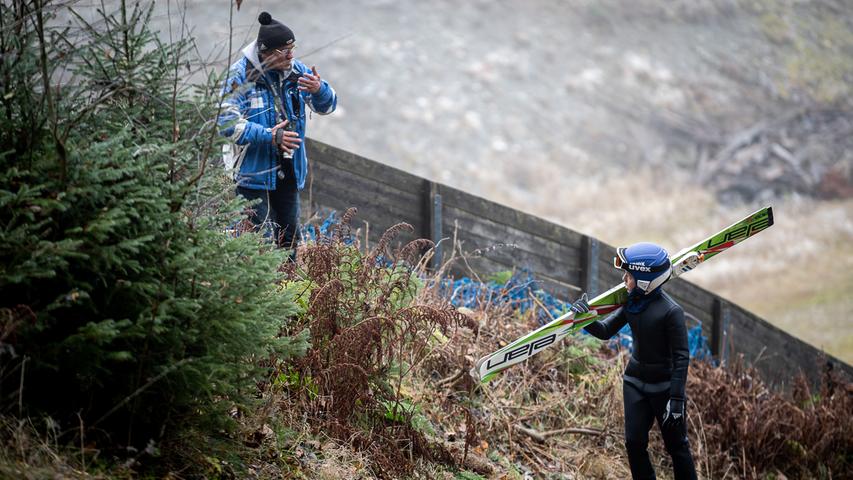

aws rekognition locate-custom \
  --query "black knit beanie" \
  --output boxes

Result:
[256,12,294,53]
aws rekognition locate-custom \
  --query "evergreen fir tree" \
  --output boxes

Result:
[0,0,308,455]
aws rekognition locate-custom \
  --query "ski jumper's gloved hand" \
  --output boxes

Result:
[570,293,590,314]
[662,397,686,428]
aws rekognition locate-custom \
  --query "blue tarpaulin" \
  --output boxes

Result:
[439,270,712,360]
[303,211,356,245]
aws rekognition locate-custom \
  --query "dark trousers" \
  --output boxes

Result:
[236,176,300,260]
[623,381,697,480]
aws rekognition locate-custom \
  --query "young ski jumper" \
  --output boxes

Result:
[572,242,698,480]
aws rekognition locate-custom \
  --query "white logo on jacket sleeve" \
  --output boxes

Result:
[250,95,265,109]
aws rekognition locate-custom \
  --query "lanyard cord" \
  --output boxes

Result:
[262,70,300,123]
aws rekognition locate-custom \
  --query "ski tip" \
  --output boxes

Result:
[766,205,774,227]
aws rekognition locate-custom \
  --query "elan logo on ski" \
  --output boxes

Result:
[486,334,558,370]
[471,206,775,383]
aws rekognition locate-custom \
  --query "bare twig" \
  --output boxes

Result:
[529,292,556,323]
[18,356,27,417]
[770,142,814,187]
[699,107,806,182]
[92,357,195,428]
[436,368,464,387]
[513,423,603,443]
[299,32,355,59]
[77,412,85,470]
[33,0,67,181]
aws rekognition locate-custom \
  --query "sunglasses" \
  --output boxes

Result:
[273,46,297,57]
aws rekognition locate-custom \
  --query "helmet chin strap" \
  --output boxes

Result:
[627,269,672,296]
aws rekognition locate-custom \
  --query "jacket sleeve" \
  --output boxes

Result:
[305,79,337,115]
[218,68,273,146]
[583,308,628,340]
[666,305,690,399]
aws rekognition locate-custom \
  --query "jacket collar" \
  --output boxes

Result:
[242,40,264,73]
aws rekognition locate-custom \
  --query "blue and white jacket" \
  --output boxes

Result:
[218,41,337,191]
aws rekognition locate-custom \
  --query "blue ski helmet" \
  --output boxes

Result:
[613,242,672,294]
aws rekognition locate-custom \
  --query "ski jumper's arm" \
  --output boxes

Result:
[583,309,628,340]
[666,305,690,399]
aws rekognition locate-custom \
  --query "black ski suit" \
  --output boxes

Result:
[584,289,697,480]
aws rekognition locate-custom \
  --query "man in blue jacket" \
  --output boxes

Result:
[219,11,337,259]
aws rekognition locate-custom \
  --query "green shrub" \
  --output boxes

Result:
[0,0,307,453]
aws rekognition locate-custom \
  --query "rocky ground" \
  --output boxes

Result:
[64,0,852,360]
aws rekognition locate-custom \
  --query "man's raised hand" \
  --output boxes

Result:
[297,66,322,94]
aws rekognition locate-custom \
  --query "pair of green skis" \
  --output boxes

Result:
[471,206,774,383]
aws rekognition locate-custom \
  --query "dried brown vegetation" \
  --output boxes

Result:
[412,298,853,479]
[688,359,853,479]
[263,215,852,479]
[276,208,468,478]
[414,296,635,478]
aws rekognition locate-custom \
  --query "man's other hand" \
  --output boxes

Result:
[271,119,301,153]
